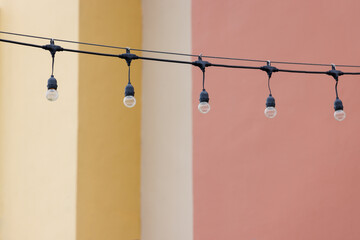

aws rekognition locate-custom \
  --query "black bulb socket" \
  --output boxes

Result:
[266,95,275,108]
[334,98,344,111]
[47,76,58,90]
[199,90,209,103]
[125,83,135,97]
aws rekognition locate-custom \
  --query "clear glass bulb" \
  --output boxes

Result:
[264,107,277,118]
[123,96,136,108]
[198,102,210,114]
[46,89,59,101]
[334,110,346,121]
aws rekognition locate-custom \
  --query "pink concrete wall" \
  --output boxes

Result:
[192,1,360,239]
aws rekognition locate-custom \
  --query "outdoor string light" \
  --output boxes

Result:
[1,30,360,121]
[261,61,278,119]
[43,39,63,101]
[327,64,346,121]
[194,54,211,114]
[122,48,138,108]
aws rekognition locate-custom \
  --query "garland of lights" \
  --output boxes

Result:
[1,31,360,121]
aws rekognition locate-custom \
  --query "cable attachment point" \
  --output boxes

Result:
[326,64,344,81]
[42,39,63,57]
[192,54,211,72]
[260,60,278,78]
[119,48,138,66]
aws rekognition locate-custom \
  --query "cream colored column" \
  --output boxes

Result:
[141,1,193,240]
[0,1,79,240]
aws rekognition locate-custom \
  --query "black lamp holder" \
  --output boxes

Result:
[192,54,211,73]
[119,48,139,67]
[260,60,278,79]
[42,39,64,59]
[326,64,343,82]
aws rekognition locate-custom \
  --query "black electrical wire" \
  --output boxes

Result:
[335,80,339,99]
[210,63,261,70]
[51,54,55,76]
[0,38,44,49]
[2,30,360,68]
[63,47,119,58]
[0,30,51,41]
[138,56,194,65]
[342,72,360,75]
[0,30,129,50]
[0,30,192,56]
[277,69,327,75]
[267,76,272,96]
[128,65,131,84]
[202,71,205,90]
[1,37,360,77]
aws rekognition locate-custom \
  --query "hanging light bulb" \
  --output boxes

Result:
[261,61,278,119]
[264,94,277,118]
[327,64,345,121]
[121,48,137,108]
[198,89,210,114]
[44,39,61,102]
[194,54,211,114]
[123,83,136,108]
[46,75,59,101]
[334,98,346,121]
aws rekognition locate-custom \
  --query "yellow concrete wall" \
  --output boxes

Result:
[77,1,142,240]
[0,1,79,240]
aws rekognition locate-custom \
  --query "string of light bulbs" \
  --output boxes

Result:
[1,31,360,121]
